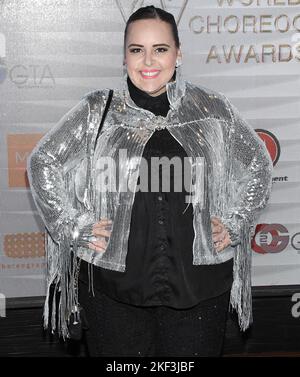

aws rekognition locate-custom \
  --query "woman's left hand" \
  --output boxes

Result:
[211,216,232,252]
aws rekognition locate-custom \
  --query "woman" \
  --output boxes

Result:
[27,6,273,357]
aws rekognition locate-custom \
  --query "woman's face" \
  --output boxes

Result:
[124,19,182,97]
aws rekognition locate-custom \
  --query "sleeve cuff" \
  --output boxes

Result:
[71,212,95,250]
[219,214,243,247]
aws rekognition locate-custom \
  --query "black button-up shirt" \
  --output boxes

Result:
[79,74,233,308]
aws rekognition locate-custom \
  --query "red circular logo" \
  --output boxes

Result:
[255,129,280,166]
[252,224,289,254]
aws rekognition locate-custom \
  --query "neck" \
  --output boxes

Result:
[126,73,173,117]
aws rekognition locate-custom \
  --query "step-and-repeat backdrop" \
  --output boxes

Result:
[0,0,299,298]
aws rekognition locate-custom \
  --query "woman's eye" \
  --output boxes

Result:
[129,48,141,53]
[129,47,168,54]
[155,47,168,53]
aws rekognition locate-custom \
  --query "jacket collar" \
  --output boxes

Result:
[122,68,186,113]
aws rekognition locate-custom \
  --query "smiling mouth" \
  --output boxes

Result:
[140,71,160,79]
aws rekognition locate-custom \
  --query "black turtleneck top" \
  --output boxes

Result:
[79,74,233,308]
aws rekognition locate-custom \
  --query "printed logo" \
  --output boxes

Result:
[9,64,55,88]
[253,224,300,253]
[7,133,44,188]
[291,232,300,251]
[115,0,145,22]
[4,232,45,259]
[115,0,188,26]
[160,0,188,26]
[255,129,280,167]
[252,223,289,254]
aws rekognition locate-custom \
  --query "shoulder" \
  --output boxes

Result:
[81,88,112,109]
[184,81,232,121]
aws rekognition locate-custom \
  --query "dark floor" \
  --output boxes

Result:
[1,286,300,357]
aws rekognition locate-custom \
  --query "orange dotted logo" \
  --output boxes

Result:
[4,232,45,258]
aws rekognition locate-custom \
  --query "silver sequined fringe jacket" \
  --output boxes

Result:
[27,71,273,338]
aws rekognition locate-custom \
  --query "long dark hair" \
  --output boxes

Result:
[123,5,180,55]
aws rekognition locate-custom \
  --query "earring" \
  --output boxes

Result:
[175,59,183,83]
[176,59,182,68]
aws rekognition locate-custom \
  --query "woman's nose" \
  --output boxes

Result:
[144,50,153,66]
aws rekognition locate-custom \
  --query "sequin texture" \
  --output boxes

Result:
[27,68,273,337]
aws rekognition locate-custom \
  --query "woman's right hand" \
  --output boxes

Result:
[88,218,113,253]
